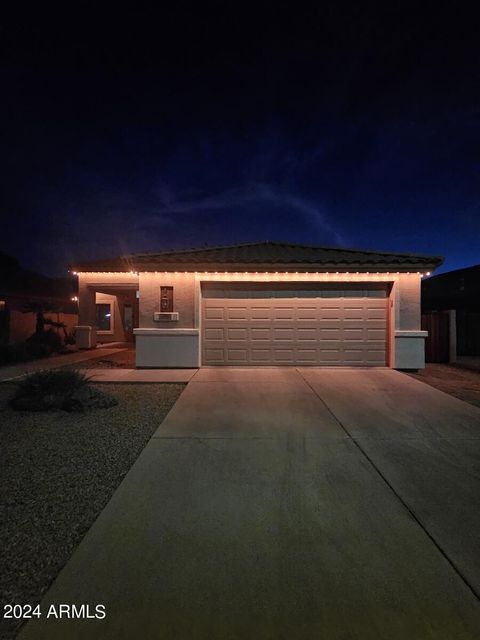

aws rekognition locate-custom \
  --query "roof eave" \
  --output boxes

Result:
[71,260,443,273]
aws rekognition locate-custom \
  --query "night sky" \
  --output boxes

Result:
[1,4,479,276]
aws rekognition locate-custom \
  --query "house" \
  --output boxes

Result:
[0,253,77,345]
[71,241,443,369]
[422,264,480,359]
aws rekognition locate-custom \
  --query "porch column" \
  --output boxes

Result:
[76,280,98,348]
[78,285,96,326]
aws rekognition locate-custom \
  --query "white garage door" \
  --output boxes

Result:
[202,284,388,366]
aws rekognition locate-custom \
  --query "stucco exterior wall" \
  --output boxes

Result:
[394,273,426,368]
[397,273,421,330]
[77,270,427,368]
[139,272,196,329]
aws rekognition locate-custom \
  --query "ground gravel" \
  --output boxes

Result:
[0,382,184,640]
[407,363,480,408]
[66,347,136,369]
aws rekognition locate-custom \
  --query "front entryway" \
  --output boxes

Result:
[201,283,388,366]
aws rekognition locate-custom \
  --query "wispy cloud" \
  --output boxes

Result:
[144,183,346,245]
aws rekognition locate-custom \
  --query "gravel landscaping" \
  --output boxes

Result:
[407,363,480,408]
[66,346,136,369]
[0,382,184,640]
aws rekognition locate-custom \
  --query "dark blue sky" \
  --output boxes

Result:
[1,3,479,275]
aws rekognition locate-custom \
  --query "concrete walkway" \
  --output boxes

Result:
[20,368,480,639]
[83,368,198,382]
[0,347,128,382]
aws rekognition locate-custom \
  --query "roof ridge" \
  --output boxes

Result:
[127,241,442,261]
[129,240,275,258]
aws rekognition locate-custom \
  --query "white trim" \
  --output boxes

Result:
[153,311,179,321]
[134,328,199,336]
[394,330,428,338]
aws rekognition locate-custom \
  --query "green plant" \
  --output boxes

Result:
[10,369,117,412]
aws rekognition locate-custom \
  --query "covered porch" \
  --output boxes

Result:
[76,273,139,347]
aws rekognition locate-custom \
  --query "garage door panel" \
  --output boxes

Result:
[318,350,343,362]
[343,328,364,340]
[226,349,248,363]
[297,307,317,319]
[204,348,225,362]
[319,310,342,320]
[250,328,271,341]
[273,349,295,362]
[205,307,225,320]
[202,289,387,366]
[251,307,272,320]
[297,328,317,341]
[319,328,341,340]
[343,310,364,321]
[367,329,387,340]
[296,348,318,361]
[251,349,273,362]
[227,307,248,320]
[204,328,224,340]
[273,328,295,341]
[227,328,248,341]
[273,307,295,320]
[366,308,387,319]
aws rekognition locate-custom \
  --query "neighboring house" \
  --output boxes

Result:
[0,253,77,345]
[71,241,442,369]
[422,264,480,359]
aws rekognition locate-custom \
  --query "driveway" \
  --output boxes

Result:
[20,368,480,639]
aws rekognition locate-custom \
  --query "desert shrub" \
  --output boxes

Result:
[26,327,63,353]
[10,369,118,412]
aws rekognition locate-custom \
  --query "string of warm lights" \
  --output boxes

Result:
[70,270,432,277]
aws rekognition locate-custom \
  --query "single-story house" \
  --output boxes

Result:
[71,241,443,369]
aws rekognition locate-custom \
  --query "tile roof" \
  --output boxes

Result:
[71,241,444,272]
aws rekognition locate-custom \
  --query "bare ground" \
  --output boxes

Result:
[407,363,480,408]
[67,345,136,369]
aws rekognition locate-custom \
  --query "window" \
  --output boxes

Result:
[96,303,112,331]
[160,286,174,312]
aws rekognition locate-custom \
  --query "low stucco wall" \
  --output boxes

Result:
[394,331,428,369]
[135,329,199,367]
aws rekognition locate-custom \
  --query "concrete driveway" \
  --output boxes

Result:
[20,368,480,639]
